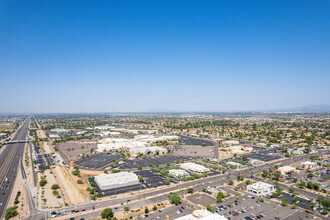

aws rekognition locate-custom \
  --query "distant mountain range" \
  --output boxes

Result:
[268,104,330,113]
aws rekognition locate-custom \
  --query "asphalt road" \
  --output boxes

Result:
[42,150,328,220]
[0,116,30,219]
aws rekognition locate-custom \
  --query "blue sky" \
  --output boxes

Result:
[0,0,329,113]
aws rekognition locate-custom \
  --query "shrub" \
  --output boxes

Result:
[5,206,18,220]
[51,184,59,190]
[39,179,47,187]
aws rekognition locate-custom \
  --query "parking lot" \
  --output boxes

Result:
[118,155,189,169]
[37,154,46,170]
[172,145,215,157]
[277,192,313,210]
[75,152,122,169]
[44,154,56,166]
[186,193,217,207]
[144,201,195,220]
[213,192,314,220]
[179,136,214,146]
[134,170,168,188]
[247,152,282,162]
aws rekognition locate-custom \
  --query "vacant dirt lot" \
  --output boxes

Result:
[0,123,14,132]
[37,130,47,139]
[7,171,29,220]
[53,166,86,205]
[172,146,214,157]
[57,141,96,163]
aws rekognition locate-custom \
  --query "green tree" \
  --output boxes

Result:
[216,192,225,203]
[101,208,114,219]
[206,205,216,212]
[281,199,288,206]
[273,172,281,180]
[144,207,149,214]
[137,166,143,171]
[297,181,306,188]
[138,176,144,182]
[168,193,181,205]
[307,181,313,189]
[187,188,194,194]
[262,170,269,178]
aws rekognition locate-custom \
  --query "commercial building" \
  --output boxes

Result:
[275,166,297,175]
[169,169,189,177]
[246,181,275,196]
[128,146,167,156]
[97,135,178,154]
[227,161,241,168]
[223,140,239,145]
[180,162,210,173]
[175,209,228,220]
[249,159,264,165]
[301,161,317,170]
[94,172,139,191]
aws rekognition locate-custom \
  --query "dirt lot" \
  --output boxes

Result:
[7,171,29,220]
[57,141,96,162]
[37,169,65,209]
[42,142,53,154]
[37,130,47,139]
[172,146,214,157]
[0,123,14,132]
[53,166,86,205]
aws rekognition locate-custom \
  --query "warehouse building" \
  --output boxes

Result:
[169,169,189,177]
[246,181,275,196]
[180,162,210,173]
[94,172,139,191]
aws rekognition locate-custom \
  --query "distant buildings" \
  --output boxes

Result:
[223,140,239,145]
[288,148,304,155]
[226,145,253,155]
[94,172,139,191]
[48,134,60,139]
[246,181,275,196]
[50,128,68,133]
[275,166,297,175]
[300,161,317,170]
[180,162,210,173]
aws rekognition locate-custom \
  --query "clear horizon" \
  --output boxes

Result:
[1,0,329,113]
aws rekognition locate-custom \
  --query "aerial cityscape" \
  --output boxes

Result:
[0,1,329,220]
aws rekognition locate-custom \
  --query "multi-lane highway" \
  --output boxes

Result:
[0,116,30,219]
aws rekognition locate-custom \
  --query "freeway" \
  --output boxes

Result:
[0,116,30,219]
[38,150,328,220]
